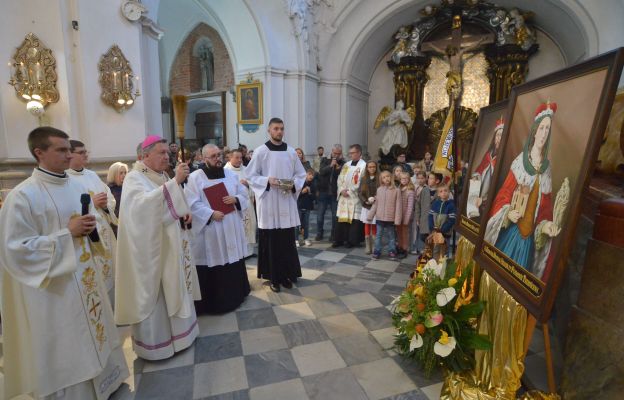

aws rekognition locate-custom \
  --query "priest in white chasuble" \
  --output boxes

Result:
[115,135,201,361]
[246,118,307,292]
[66,139,117,304]
[224,148,257,256]
[0,127,128,400]
[333,144,367,248]
[185,144,251,314]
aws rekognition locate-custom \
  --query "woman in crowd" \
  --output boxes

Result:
[107,161,128,218]
[296,147,312,171]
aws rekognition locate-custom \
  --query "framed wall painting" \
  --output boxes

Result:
[236,81,263,125]
[457,99,510,243]
[474,48,624,322]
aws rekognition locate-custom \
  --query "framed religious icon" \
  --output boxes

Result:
[236,81,263,125]
[457,99,510,243]
[474,48,624,322]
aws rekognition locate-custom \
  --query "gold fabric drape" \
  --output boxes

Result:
[453,237,477,310]
[441,272,527,400]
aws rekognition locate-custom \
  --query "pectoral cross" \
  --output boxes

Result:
[421,15,494,102]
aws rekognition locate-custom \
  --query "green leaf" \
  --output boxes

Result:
[464,334,492,350]
[454,302,485,321]
[444,260,458,280]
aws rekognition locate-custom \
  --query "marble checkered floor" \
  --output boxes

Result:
[109,240,445,400]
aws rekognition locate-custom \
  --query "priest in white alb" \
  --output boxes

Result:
[0,127,128,400]
[246,118,306,292]
[333,144,367,248]
[185,144,251,314]
[66,139,118,304]
[224,148,257,256]
[115,135,201,360]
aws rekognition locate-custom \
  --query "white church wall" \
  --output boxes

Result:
[367,50,395,160]
[584,0,624,54]
[346,84,369,153]
[246,0,301,72]
[318,82,344,151]
[0,0,73,161]
[140,26,164,137]
[304,74,319,155]
[526,29,567,82]
[0,0,147,161]
[283,72,300,147]
[72,0,147,160]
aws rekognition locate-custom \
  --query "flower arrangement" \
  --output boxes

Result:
[391,258,491,377]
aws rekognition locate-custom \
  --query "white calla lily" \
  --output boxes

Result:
[422,258,446,279]
[436,287,457,307]
[409,333,423,351]
[433,330,456,357]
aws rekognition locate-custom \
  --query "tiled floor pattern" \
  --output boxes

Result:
[110,210,446,400]
[111,242,445,400]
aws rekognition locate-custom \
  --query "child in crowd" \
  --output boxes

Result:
[427,172,443,201]
[297,169,316,246]
[428,184,456,261]
[358,161,380,254]
[410,163,423,186]
[367,171,402,260]
[396,172,415,258]
[411,171,429,255]
[393,165,403,187]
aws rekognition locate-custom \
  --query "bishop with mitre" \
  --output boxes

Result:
[115,135,201,360]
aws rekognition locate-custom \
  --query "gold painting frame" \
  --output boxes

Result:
[236,81,263,125]
[474,48,624,322]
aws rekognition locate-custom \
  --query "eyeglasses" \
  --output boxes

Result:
[73,150,89,155]
[205,153,222,160]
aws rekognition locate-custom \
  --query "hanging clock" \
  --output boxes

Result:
[121,0,146,22]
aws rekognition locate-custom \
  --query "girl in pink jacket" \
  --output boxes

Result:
[367,171,402,260]
[397,172,415,258]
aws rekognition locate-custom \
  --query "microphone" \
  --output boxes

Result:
[80,193,101,243]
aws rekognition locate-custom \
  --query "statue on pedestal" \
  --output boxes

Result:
[374,100,415,157]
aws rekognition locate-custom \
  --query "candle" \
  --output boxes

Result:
[112,72,119,90]
[35,62,42,82]
[20,62,29,83]
[124,73,129,90]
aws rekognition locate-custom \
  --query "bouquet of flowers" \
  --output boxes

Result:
[391,258,491,377]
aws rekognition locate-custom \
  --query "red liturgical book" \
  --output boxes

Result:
[203,182,236,215]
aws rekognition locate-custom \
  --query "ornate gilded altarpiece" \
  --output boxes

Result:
[385,0,538,159]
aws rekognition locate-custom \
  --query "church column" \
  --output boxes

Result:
[387,55,431,159]
[485,44,538,103]
[139,17,164,136]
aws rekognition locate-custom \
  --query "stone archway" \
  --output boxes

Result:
[169,23,234,96]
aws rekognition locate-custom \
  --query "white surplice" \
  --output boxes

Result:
[185,168,250,267]
[115,161,200,360]
[246,142,307,229]
[0,168,128,400]
[224,162,257,246]
[337,159,367,222]
[66,168,117,301]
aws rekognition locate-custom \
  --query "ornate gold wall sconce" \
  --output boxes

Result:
[7,33,60,116]
[98,45,140,113]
